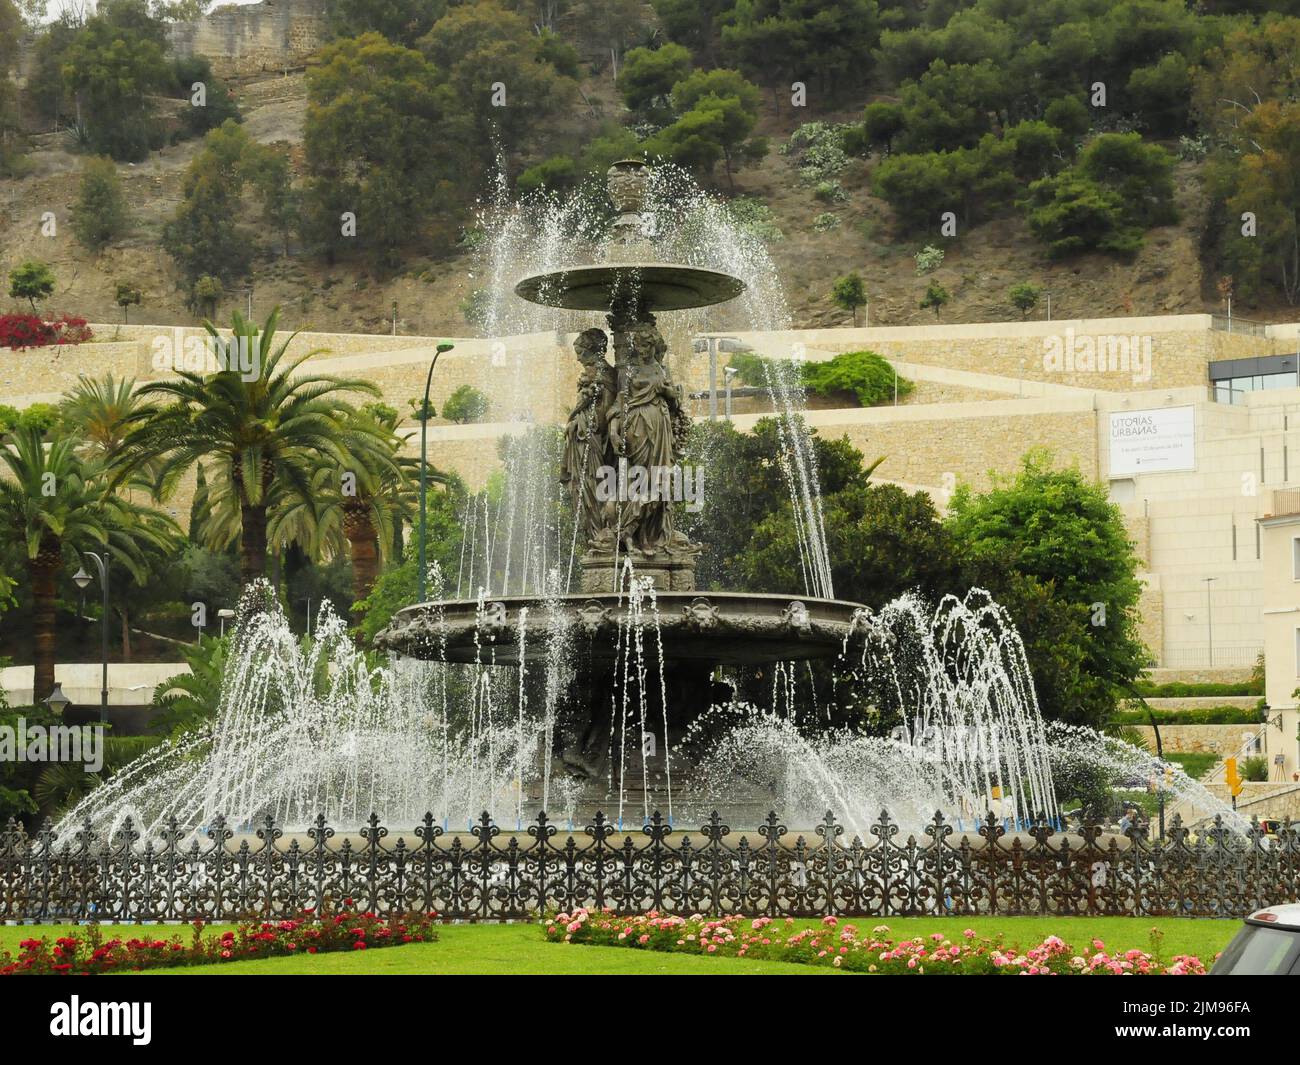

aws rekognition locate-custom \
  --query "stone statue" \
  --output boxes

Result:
[560,328,617,542]
[605,317,684,553]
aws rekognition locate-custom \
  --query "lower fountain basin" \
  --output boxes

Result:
[376,591,864,666]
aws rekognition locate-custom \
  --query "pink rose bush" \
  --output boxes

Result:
[1,900,438,975]
[544,910,1208,975]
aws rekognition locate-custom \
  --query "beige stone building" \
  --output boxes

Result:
[1256,496,1300,783]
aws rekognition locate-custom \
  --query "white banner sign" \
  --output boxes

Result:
[1108,406,1195,476]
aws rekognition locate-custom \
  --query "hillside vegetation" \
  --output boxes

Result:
[2,0,1299,332]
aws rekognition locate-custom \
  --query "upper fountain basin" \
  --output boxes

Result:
[513,263,747,312]
[376,590,864,666]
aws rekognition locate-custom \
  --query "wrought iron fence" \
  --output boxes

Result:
[2,810,1297,923]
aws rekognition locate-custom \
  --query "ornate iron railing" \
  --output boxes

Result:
[2,811,1297,922]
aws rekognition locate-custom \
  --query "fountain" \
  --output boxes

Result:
[50,161,1253,849]
[376,160,868,802]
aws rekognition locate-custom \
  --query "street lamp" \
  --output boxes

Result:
[217,607,235,637]
[723,366,739,419]
[1202,576,1217,667]
[693,336,750,421]
[71,552,109,724]
[418,342,456,602]
[45,681,71,715]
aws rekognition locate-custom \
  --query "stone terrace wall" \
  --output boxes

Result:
[730,317,1280,393]
[167,0,327,78]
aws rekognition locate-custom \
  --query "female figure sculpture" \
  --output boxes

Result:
[606,317,685,553]
[560,327,617,542]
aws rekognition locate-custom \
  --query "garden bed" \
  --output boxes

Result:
[0,901,437,975]
[546,910,1214,975]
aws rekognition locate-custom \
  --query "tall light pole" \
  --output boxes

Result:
[418,342,455,602]
[1202,576,1217,667]
[71,552,109,725]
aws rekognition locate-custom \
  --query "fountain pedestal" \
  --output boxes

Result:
[578,541,702,592]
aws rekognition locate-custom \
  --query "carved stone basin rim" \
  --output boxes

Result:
[376,590,868,666]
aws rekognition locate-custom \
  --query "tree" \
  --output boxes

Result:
[872,151,964,233]
[1023,171,1138,259]
[58,374,149,470]
[164,120,288,286]
[830,271,866,325]
[742,481,959,612]
[857,101,906,156]
[573,0,645,78]
[1126,52,1190,136]
[114,281,142,323]
[721,0,880,101]
[325,0,446,46]
[1008,281,1042,318]
[920,280,950,318]
[0,427,179,703]
[119,308,381,587]
[617,43,691,115]
[9,262,55,312]
[442,384,490,424]
[61,2,171,160]
[172,54,241,140]
[947,453,1147,728]
[896,59,1008,154]
[303,33,453,268]
[261,407,416,603]
[645,68,766,189]
[517,155,578,196]
[1044,95,1090,140]
[192,275,223,318]
[418,2,577,171]
[71,156,129,252]
[679,417,874,592]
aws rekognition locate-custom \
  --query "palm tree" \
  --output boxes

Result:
[210,407,429,602]
[0,427,181,703]
[119,308,379,588]
[58,374,144,469]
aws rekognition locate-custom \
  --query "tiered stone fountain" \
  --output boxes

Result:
[376,161,865,790]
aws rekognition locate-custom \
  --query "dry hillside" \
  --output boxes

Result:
[0,67,1258,336]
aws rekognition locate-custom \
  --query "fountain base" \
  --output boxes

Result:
[578,545,701,592]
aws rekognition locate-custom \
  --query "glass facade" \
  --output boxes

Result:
[1210,354,1300,404]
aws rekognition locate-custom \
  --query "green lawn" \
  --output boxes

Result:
[0,916,1238,975]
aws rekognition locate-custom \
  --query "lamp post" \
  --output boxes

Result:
[723,366,739,419]
[71,552,109,725]
[418,342,455,602]
[217,608,235,637]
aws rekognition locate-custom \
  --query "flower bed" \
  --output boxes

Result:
[1,901,438,975]
[0,313,93,349]
[545,911,1209,975]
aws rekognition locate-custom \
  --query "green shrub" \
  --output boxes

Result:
[803,350,911,407]
[1133,680,1263,698]
[442,384,490,424]
[1110,706,1262,726]
[1242,755,1269,782]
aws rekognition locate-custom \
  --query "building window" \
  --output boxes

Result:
[1293,537,1300,579]
[1295,627,1300,676]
